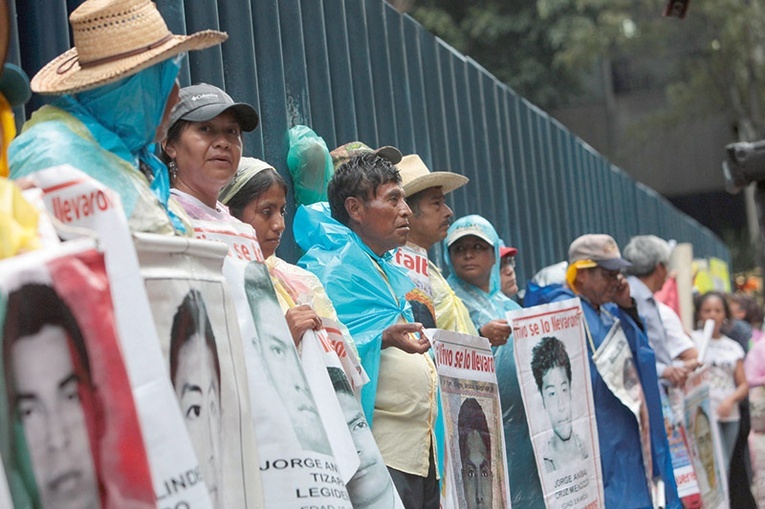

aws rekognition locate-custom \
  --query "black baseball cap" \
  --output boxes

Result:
[169,83,259,132]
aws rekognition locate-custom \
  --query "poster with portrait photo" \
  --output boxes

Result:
[0,239,155,508]
[0,451,11,509]
[134,233,263,509]
[507,298,604,509]
[427,328,511,509]
[190,219,352,508]
[590,318,653,493]
[683,366,729,509]
[24,165,218,508]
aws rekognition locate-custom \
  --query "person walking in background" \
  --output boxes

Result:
[693,291,749,477]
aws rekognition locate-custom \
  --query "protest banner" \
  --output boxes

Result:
[683,366,729,509]
[427,328,511,509]
[0,453,11,509]
[507,298,604,509]
[307,325,404,508]
[749,386,765,509]
[393,244,436,326]
[589,314,655,497]
[21,165,215,508]
[134,233,263,509]
[660,388,702,507]
[300,327,359,482]
[0,239,155,508]
[190,219,352,508]
[315,318,368,397]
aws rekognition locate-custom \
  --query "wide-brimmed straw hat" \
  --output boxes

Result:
[31,0,227,95]
[397,154,468,197]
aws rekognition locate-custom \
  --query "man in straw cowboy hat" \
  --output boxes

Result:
[394,153,477,336]
[524,234,681,508]
[8,0,227,235]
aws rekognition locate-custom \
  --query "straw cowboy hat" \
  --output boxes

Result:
[397,153,468,197]
[31,0,227,95]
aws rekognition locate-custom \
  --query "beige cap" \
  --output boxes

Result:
[568,234,632,271]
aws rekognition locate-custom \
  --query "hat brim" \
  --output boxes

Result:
[0,64,31,107]
[597,258,632,271]
[375,146,402,165]
[403,171,469,197]
[31,30,227,95]
[178,102,259,132]
[446,230,494,248]
[500,246,518,258]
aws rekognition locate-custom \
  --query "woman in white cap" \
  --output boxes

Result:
[444,214,519,345]
[444,214,546,509]
[8,0,226,235]
[161,83,259,221]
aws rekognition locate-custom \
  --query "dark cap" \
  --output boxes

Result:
[330,141,402,170]
[169,83,259,132]
[0,64,31,107]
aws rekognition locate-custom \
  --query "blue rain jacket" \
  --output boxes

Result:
[443,215,545,507]
[294,202,446,477]
[9,60,187,234]
[525,282,681,509]
[294,202,415,423]
[443,215,519,332]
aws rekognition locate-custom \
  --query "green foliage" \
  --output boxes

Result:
[410,0,765,137]
[411,0,583,107]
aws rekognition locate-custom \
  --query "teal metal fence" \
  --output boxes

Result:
[8,0,729,285]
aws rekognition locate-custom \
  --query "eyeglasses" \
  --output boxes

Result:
[451,242,491,256]
[500,256,516,268]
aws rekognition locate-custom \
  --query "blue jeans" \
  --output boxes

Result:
[718,419,740,477]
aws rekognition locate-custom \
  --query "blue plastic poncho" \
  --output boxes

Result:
[525,282,681,509]
[443,215,545,507]
[294,202,415,422]
[444,215,520,331]
[294,202,446,479]
[9,59,188,235]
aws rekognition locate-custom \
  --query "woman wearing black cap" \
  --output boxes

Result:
[161,83,259,221]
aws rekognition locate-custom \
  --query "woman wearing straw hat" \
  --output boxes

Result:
[8,0,226,236]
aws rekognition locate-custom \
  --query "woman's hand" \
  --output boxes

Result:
[717,398,734,420]
[285,304,322,347]
[480,319,512,347]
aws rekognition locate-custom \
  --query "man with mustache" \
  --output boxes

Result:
[394,153,476,336]
[296,143,439,508]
